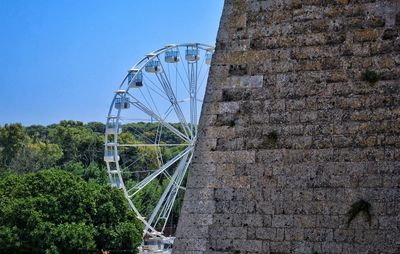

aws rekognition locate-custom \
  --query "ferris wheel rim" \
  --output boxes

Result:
[105,42,214,237]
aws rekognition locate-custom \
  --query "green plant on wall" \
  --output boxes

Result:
[266,130,278,143]
[362,69,380,84]
[347,199,372,227]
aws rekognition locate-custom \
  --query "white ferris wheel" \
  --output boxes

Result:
[104,43,213,238]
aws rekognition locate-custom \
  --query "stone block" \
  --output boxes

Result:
[284,228,304,241]
[255,227,276,240]
[272,215,294,228]
[232,239,263,252]
[269,241,292,253]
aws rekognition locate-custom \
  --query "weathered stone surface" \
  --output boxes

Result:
[173,0,400,253]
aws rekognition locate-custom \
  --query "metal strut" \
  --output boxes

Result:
[126,92,189,142]
[144,151,192,234]
[155,57,193,139]
[188,60,198,138]
[127,146,193,197]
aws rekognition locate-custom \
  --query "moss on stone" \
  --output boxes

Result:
[347,199,372,227]
[363,69,380,84]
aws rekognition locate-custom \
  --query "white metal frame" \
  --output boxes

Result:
[104,43,214,238]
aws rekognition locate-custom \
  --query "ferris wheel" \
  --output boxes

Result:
[104,43,213,238]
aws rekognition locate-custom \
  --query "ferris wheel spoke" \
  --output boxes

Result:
[118,118,157,144]
[156,71,192,138]
[174,65,190,94]
[142,83,163,117]
[178,50,190,80]
[126,92,190,142]
[162,170,172,180]
[118,118,158,145]
[119,117,152,122]
[146,151,192,233]
[138,88,160,118]
[162,104,174,122]
[121,169,158,174]
[115,143,188,147]
[120,152,148,170]
[156,152,192,233]
[155,124,164,167]
[142,74,170,102]
[155,56,192,138]
[127,145,193,197]
[174,63,178,98]
[167,58,171,90]
[188,61,198,135]
[148,155,188,230]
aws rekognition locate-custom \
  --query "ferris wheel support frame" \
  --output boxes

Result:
[104,43,214,238]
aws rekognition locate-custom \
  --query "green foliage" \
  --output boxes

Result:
[61,161,108,184]
[132,180,165,218]
[48,223,96,253]
[48,122,103,165]
[123,122,183,144]
[86,122,106,133]
[362,69,380,84]
[25,125,49,141]
[347,199,372,226]
[0,123,28,167]
[0,170,143,253]
[0,121,184,174]
[0,120,188,237]
[9,142,63,173]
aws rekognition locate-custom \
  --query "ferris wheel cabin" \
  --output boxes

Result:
[128,69,143,88]
[205,50,213,65]
[114,91,130,109]
[185,46,199,62]
[165,50,180,63]
[145,60,162,73]
[106,117,122,135]
[104,150,120,162]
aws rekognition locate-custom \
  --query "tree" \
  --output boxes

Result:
[61,161,108,184]
[25,125,48,141]
[48,122,103,165]
[86,122,106,134]
[0,170,143,253]
[9,142,63,173]
[0,123,28,167]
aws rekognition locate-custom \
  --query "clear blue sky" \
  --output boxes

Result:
[0,0,224,125]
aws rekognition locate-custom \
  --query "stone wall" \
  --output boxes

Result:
[173,0,400,253]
